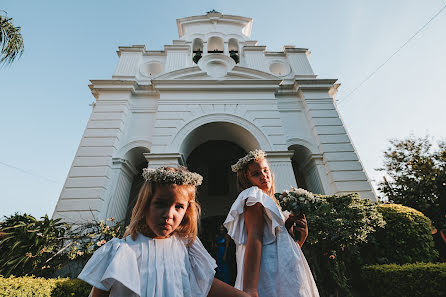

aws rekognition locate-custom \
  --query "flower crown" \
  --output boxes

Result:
[142,166,203,186]
[231,149,267,172]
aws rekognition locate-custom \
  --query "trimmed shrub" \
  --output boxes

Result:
[0,276,91,297]
[51,278,91,297]
[361,262,446,297]
[361,204,438,265]
[302,193,385,297]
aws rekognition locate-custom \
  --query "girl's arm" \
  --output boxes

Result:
[242,202,264,297]
[91,287,110,297]
[208,278,250,297]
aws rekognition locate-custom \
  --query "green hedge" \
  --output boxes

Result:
[0,276,91,297]
[361,262,446,297]
[363,204,438,264]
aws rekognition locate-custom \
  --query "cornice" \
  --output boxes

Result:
[265,52,286,57]
[294,79,340,96]
[164,45,191,51]
[243,45,266,52]
[284,47,310,55]
[117,45,146,57]
[89,80,158,99]
[177,13,253,38]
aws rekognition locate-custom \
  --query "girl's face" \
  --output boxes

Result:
[145,184,191,239]
[247,158,272,193]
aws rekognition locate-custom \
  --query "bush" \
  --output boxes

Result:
[361,262,446,297]
[0,276,91,297]
[0,213,67,277]
[302,193,385,297]
[0,213,124,278]
[51,278,91,297]
[361,204,438,265]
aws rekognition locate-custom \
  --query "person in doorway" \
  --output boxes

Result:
[78,166,249,297]
[215,224,231,284]
[224,150,319,297]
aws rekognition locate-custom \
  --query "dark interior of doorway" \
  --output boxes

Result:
[187,140,246,285]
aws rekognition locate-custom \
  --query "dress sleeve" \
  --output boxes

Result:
[224,186,285,245]
[78,238,140,295]
[188,237,217,297]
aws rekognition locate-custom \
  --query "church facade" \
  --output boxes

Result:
[53,12,376,224]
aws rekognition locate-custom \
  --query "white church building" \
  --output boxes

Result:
[53,11,376,224]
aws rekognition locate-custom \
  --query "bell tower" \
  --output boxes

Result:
[53,11,376,223]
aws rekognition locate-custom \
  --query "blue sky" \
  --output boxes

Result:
[1,0,445,219]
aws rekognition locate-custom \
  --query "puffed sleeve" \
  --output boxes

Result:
[187,237,217,297]
[78,238,140,295]
[224,186,285,245]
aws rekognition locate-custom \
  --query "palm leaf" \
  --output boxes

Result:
[0,11,24,65]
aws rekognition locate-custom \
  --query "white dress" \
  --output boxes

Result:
[224,186,320,297]
[78,234,217,297]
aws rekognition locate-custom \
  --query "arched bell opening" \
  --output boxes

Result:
[228,38,240,64]
[288,144,325,194]
[192,38,204,64]
[208,36,224,53]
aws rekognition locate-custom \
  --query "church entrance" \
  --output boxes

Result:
[186,140,246,285]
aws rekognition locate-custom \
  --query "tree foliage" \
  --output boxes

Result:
[378,136,446,231]
[0,11,24,65]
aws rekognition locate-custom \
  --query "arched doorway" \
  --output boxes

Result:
[180,121,261,285]
[186,140,245,285]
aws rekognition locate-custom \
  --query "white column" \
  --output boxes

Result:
[224,42,229,55]
[144,153,185,168]
[203,42,208,55]
[300,154,331,195]
[266,151,297,193]
[102,158,138,222]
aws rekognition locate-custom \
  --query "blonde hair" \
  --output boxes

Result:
[124,167,201,246]
[236,157,276,198]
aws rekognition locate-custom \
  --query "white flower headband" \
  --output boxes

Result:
[231,149,267,172]
[142,167,203,186]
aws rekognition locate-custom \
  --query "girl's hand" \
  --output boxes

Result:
[91,287,110,297]
[208,278,250,297]
[285,213,308,247]
[244,288,259,297]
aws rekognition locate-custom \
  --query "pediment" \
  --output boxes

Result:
[156,54,281,81]
[156,65,280,80]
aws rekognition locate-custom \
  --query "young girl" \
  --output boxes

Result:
[224,150,319,297]
[79,166,249,297]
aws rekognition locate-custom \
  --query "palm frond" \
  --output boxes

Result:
[0,11,24,65]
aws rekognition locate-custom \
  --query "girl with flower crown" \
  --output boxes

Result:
[224,150,319,297]
[78,166,249,297]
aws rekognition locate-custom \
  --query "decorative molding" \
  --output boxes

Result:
[177,13,253,39]
[265,150,295,162]
[89,80,158,99]
[286,138,319,155]
[115,139,152,160]
[111,157,138,177]
[144,153,185,168]
[168,113,273,154]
